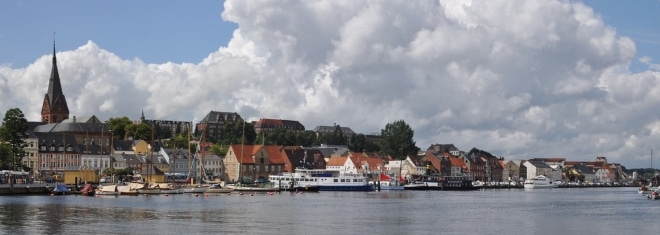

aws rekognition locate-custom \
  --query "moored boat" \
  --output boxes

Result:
[523,175,558,189]
[404,175,481,191]
[269,169,373,192]
[182,185,208,193]
[51,184,70,195]
[96,184,120,196]
[118,182,145,195]
[80,183,95,196]
[371,174,405,191]
[226,183,279,192]
[205,184,234,193]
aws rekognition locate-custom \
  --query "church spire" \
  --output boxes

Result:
[41,33,70,124]
[47,33,64,107]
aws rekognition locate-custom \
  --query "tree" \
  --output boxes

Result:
[380,120,419,160]
[0,108,29,170]
[125,123,154,141]
[348,133,367,152]
[210,143,228,157]
[107,117,132,140]
[0,143,12,170]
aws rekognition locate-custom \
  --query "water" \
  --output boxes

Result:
[0,187,658,235]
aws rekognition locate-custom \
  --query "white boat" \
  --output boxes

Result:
[638,184,655,195]
[269,168,373,192]
[648,190,660,200]
[370,174,405,190]
[96,184,120,196]
[523,175,558,189]
[205,184,234,193]
[118,182,145,195]
[137,183,179,194]
[226,184,280,192]
[181,185,208,193]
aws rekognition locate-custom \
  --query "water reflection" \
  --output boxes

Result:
[0,188,658,234]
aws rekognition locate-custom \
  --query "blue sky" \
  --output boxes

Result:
[0,1,237,67]
[2,0,660,168]
[581,0,660,72]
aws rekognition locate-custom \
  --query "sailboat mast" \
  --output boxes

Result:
[199,124,206,183]
[187,123,192,184]
[239,121,245,184]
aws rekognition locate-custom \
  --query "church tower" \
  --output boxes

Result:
[41,39,69,124]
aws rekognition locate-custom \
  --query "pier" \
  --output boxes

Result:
[0,183,52,195]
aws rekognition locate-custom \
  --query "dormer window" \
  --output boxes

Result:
[49,146,55,151]
[40,146,46,151]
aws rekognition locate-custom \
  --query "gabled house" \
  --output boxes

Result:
[504,160,524,182]
[326,157,356,174]
[427,143,460,156]
[447,154,468,177]
[570,163,596,183]
[280,148,326,172]
[524,161,559,180]
[595,164,614,183]
[462,152,486,181]
[222,144,286,183]
[422,152,443,175]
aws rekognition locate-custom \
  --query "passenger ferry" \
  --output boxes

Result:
[523,175,558,189]
[269,169,373,191]
[404,174,481,191]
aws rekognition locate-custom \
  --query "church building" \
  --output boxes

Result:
[40,41,69,124]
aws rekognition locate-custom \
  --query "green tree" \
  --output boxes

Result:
[0,143,12,170]
[210,143,228,157]
[0,108,29,170]
[295,130,317,147]
[107,117,132,140]
[125,123,155,141]
[380,120,419,160]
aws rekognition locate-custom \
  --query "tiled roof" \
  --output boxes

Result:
[326,157,348,167]
[230,144,256,164]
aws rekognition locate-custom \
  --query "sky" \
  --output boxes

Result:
[1,0,660,168]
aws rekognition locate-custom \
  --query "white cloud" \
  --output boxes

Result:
[1,0,659,168]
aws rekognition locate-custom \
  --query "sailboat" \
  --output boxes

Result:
[226,121,278,192]
[182,123,208,193]
[640,149,656,195]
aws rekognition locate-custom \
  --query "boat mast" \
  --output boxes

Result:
[150,127,154,184]
[199,124,206,184]
[239,121,245,185]
[187,123,192,184]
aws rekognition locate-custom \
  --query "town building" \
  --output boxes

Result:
[253,118,305,134]
[195,111,243,142]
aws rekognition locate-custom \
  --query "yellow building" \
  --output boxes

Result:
[63,166,99,184]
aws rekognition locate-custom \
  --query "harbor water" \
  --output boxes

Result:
[0,187,657,235]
